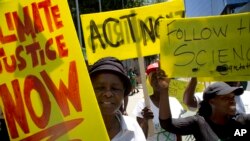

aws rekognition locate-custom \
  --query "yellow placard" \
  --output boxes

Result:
[160,12,250,78]
[168,79,204,109]
[0,0,109,140]
[81,0,184,64]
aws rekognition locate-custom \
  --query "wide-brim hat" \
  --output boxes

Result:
[89,57,132,96]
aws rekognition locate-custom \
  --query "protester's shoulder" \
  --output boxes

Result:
[173,114,206,127]
[182,114,207,124]
[193,114,206,121]
[187,115,210,127]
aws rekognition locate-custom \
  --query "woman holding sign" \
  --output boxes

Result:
[158,70,250,141]
[89,57,146,141]
[133,62,183,141]
[183,79,248,114]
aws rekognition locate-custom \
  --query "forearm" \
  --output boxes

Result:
[157,70,175,131]
[159,88,171,120]
[183,77,198,108]
[137,117,148,138]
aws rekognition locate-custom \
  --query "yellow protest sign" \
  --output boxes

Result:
[0,0,109,140]
[81,0,184,64]
[168,79,204,109]
[160,12,250,78]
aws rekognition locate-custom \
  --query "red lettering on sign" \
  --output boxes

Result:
[0,80,29,138]
[41,61,81,117]
[16,45,27,71]
[3,55,16,73]
[51,5,63,29]
[20,118,83,141]
[25,42,41,67]
[38,0,53,32]
[0,61,81,139]
[0,0,64,45]
[31,2,44,33]
[55,35,68,57]
[45,38,57,60]
[13,6,36,42]
[24,75,51,129]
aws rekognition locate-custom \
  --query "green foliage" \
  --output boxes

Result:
[125,0,144,8]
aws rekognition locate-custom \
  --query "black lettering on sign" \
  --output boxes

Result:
[196,50,206,66]
[167,21,228,44]
[87,10,185,53]
[103,18,124,47]
[140,18,156,46]
[119,13,137,43]
[90,20,106,53]
[154,16,164,38]
[174,44,195,66]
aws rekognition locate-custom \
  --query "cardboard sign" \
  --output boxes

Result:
[81,0,184,64]
[0,0,109,140]
[160,12,250,79]
[168,79,204,109]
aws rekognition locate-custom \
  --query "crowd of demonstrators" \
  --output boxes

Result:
[183,78,249,114]
[1,55,249,141]
[0,107,10,141]
[158,70,250,141]
[89,57,146,141]
[133,62,184,141]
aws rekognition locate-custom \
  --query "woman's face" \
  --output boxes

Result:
[91,72,125,115]
[209,93,236,116]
